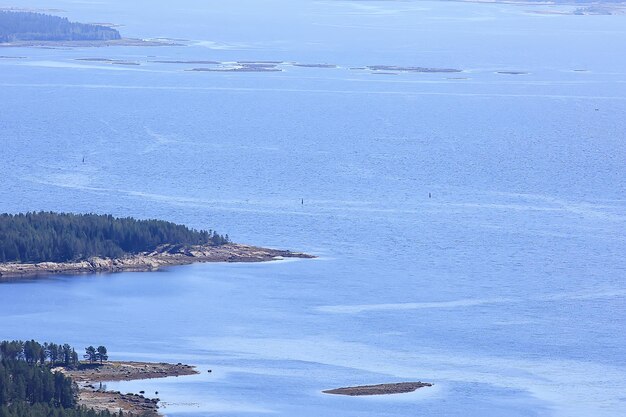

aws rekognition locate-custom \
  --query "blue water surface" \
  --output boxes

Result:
[1,1,625,416]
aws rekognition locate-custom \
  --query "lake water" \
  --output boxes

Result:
[1,1,625,416]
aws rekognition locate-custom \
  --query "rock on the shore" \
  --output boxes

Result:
[0,243,315,278]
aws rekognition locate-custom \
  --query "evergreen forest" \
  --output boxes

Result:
[0,11,121,43]
[0,340,127,417]
[0,212,229,263]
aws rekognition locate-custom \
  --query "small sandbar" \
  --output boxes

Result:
[529,10,571,16]
[236,62,282,68]
[323,382,432,396]
[151,60,220,64]
[367,65,462,73]
[293,63,338,68]
[189,63,282,72]
[237,60,283,64]
[150,37,190,42]
[76,58,140,65]
[75,58,141,65]
[189,67,282,72]
[496,71,529,75]
[76,58,118,62]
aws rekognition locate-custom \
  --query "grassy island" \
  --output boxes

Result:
[0,11,121,43]
[0,212,313,278]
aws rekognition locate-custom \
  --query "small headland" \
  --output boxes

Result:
[0,339,198,417]
[323,382,433,396]
[0,11,180,48]
[0,212,315,279]
[0,243,315,278]
[60,361,199,416]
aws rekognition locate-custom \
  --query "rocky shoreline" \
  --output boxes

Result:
[59,361,199,416]
[323,382,433,396]
[0,243,315,279]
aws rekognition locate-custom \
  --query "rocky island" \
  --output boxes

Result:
[323,382,433,396]
[0,212,313,279]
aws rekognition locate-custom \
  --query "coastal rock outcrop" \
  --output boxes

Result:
[0,243,315,278]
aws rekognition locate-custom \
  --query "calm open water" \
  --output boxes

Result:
[1,1,625,416]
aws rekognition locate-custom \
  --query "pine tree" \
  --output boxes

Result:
[96,346,108,364]
[84,346,97,364]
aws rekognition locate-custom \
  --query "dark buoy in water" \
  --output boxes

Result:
[82,156,85,163]
[208,369,212,373]
[155,391,159,395]
[301,198,304,205]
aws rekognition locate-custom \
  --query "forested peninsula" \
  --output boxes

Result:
[0,212,313,278]
[0,339,198,416]
[0,11,121,43]
[0,11,176,47]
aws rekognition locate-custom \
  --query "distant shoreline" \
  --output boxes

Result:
[0,243,315,279]
[0,38,183,48]
[451,0,626,15]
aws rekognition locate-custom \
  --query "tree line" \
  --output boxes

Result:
[84,346,108,364]
[0,212,230,263]
[0,340,110,367]
[1,340,79,367]
[0,11,121,43]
